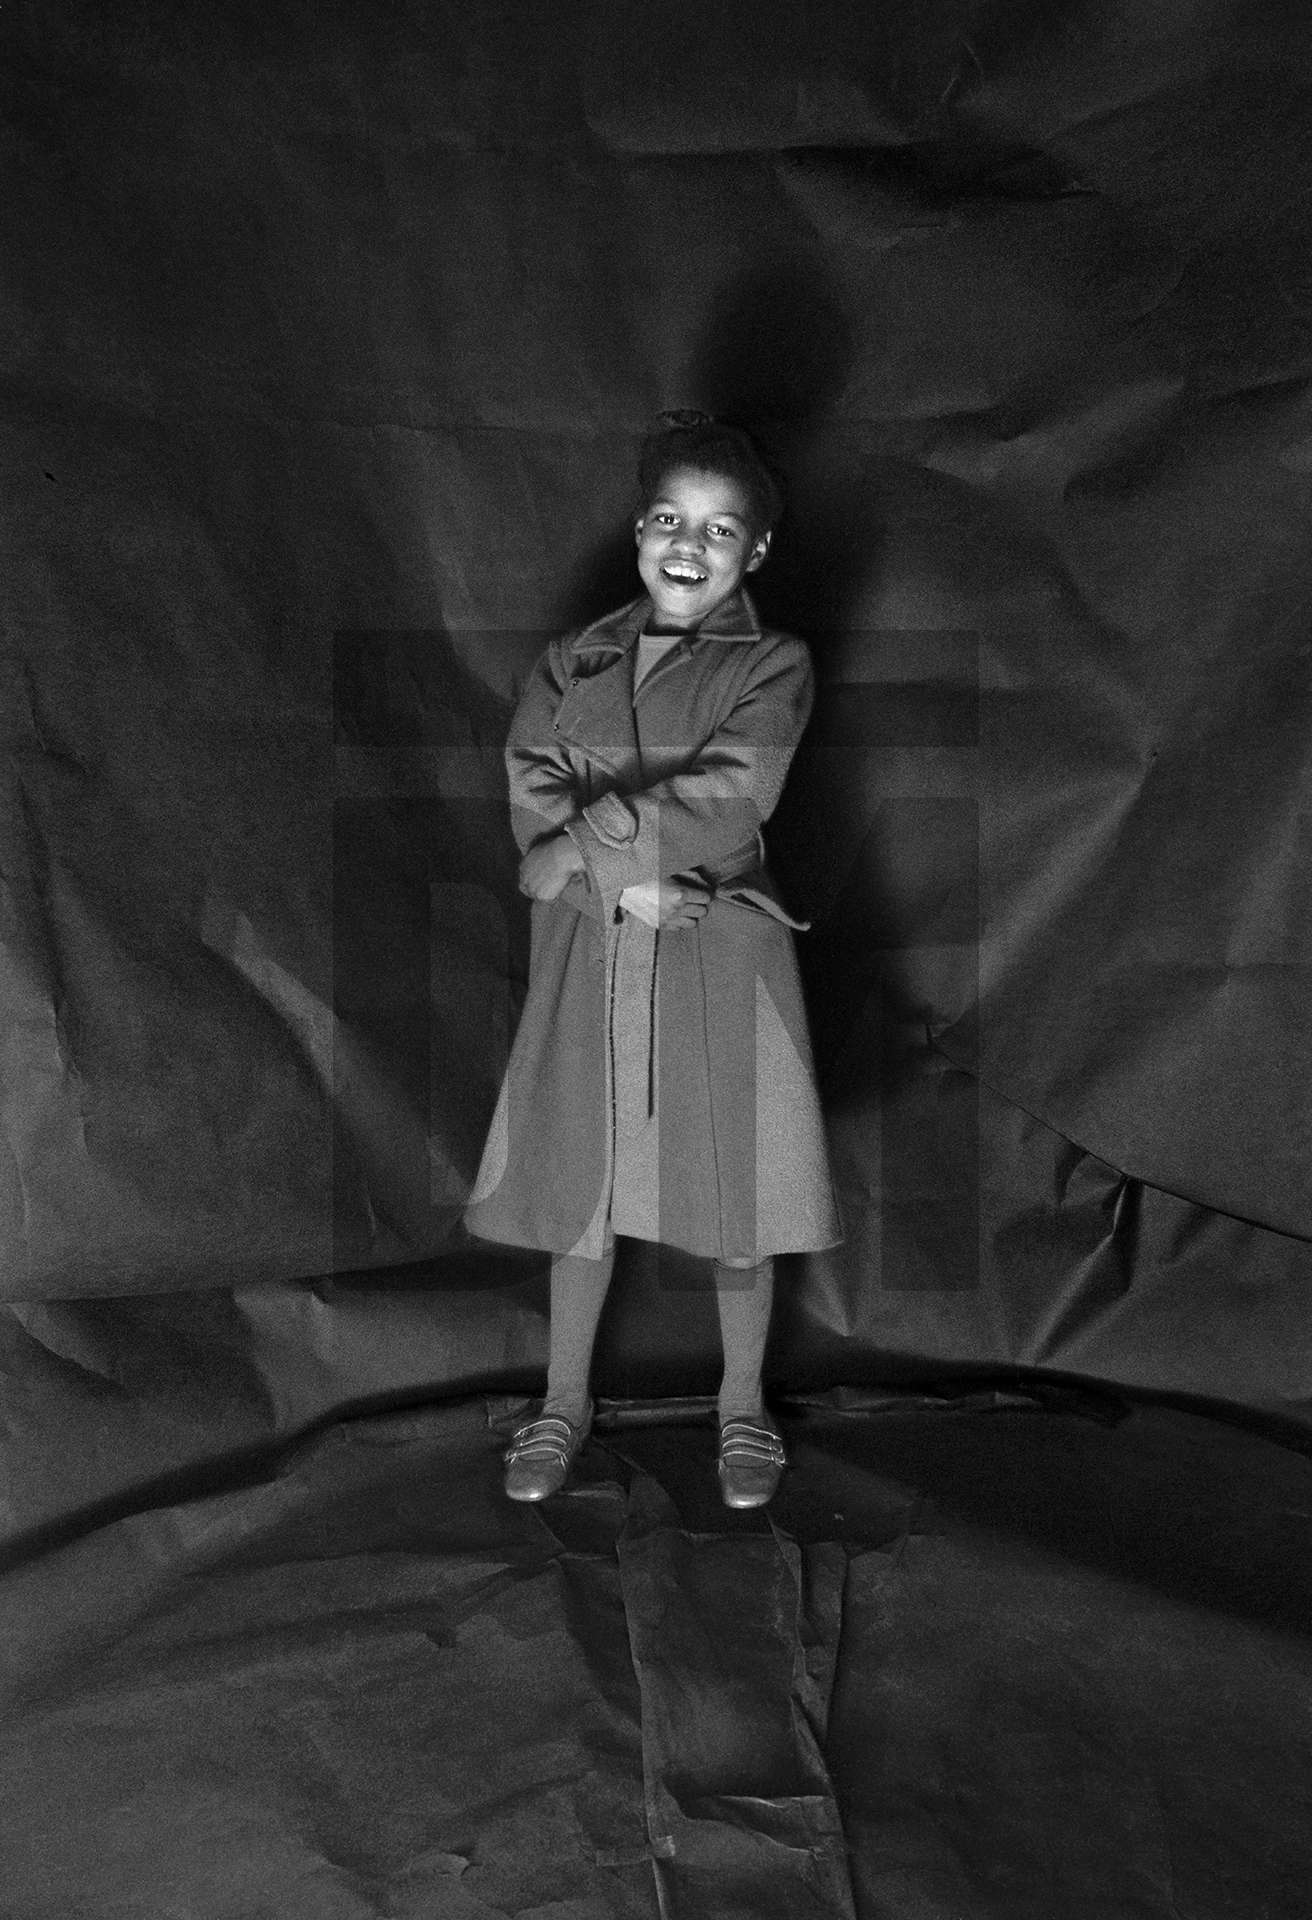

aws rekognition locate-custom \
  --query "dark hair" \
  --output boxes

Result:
[637,410,785,533]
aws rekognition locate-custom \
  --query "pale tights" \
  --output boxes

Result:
[541,1248,774,1427]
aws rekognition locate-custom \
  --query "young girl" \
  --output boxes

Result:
[463,412,842,1508]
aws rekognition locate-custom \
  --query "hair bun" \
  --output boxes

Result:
[656,408,716,430]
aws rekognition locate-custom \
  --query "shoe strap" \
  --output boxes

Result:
[505,1414,586,1465]
[718,1419,786,1466]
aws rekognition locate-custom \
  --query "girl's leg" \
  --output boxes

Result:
[712,1256,775,1425]
[541,1247,618,1425]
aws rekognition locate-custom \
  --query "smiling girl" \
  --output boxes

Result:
[464,411,842,1507]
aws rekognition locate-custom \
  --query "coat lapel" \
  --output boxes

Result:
[551,598,643,771]
[552,589,763,769]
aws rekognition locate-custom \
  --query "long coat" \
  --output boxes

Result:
[462,588,843,1264]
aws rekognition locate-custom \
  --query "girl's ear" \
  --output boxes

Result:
[746,528,772,571]
[634,514,645,546]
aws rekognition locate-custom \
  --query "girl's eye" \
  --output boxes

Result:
[656,512,677,525]
[709,524,738,539]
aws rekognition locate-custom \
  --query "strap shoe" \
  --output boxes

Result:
[503,1400,593,1502]
[717,1412,787,1509]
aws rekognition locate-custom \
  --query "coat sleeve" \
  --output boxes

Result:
[504,638,607,922]
[562,632,815,903]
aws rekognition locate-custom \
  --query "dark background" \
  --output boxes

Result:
[3,0,1311,1490]
[5,8,1312,1918]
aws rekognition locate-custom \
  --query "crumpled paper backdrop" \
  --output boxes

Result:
[1,0,1308,1425]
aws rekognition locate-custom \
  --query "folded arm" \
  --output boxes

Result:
[504,631,815,921]
[505,639,585,855]
[562,635,815,909]
[503,640,607,918]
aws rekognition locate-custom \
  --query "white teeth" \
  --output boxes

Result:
[663,565,705,583]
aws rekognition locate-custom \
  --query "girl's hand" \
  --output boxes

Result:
[623,880,711,930]
[518,833,586,901]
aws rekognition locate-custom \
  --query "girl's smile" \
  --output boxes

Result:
[635,466,770,632]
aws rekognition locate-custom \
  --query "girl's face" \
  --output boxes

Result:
[635,465,770,633]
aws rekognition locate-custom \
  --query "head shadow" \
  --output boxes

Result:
[686,259,898,1087]
[683,255,864,638]
[551,253,867,640]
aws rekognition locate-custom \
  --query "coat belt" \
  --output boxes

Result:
[689,834,763,888]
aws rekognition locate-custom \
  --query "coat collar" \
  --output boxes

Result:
[568,587,762,658]
[554,589,761,772]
